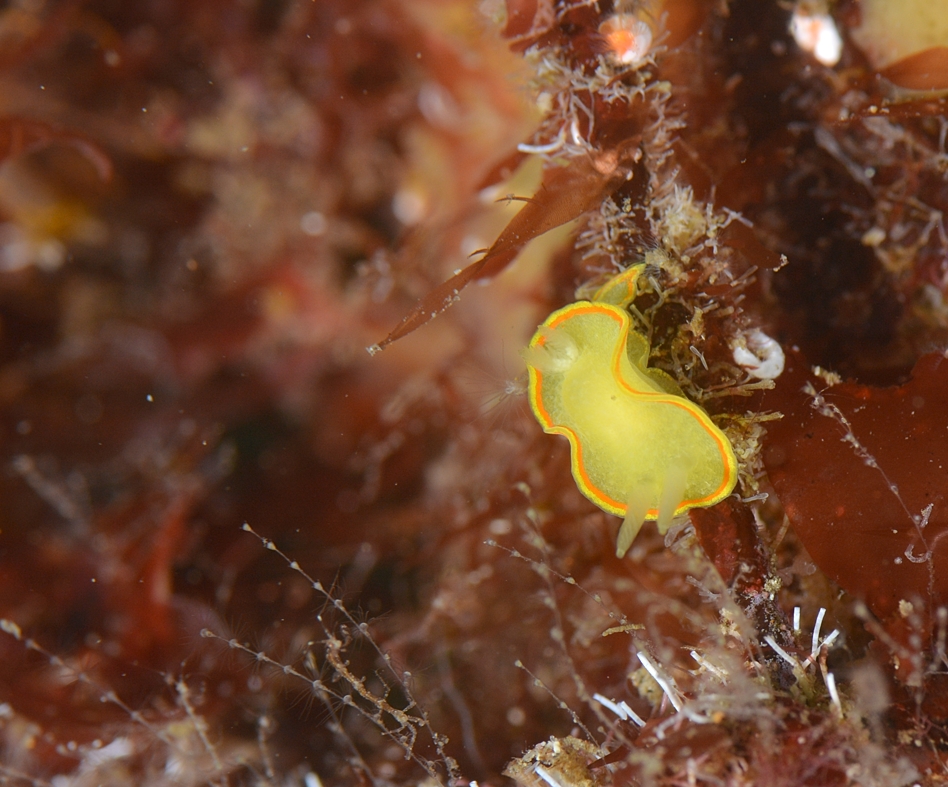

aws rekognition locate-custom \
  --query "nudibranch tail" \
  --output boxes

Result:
[658,461,691,532]
[617,485,649,558]
[525,298,738,557]
[615,462,693,558]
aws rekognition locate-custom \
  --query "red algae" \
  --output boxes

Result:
[763,351,948,628]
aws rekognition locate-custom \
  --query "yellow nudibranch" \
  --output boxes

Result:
[524,265,738,557]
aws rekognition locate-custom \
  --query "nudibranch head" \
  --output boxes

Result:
[525,300,738,557]
[589,263,645,307]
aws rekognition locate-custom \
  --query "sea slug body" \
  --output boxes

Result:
[524,278,738,557]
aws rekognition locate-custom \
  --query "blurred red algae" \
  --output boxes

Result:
[2,0,948,786]
[0,0,537,782]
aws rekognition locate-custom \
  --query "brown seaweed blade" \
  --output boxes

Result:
[762,350,948,628]
[880,46,948,91]
[371,150,629,352]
